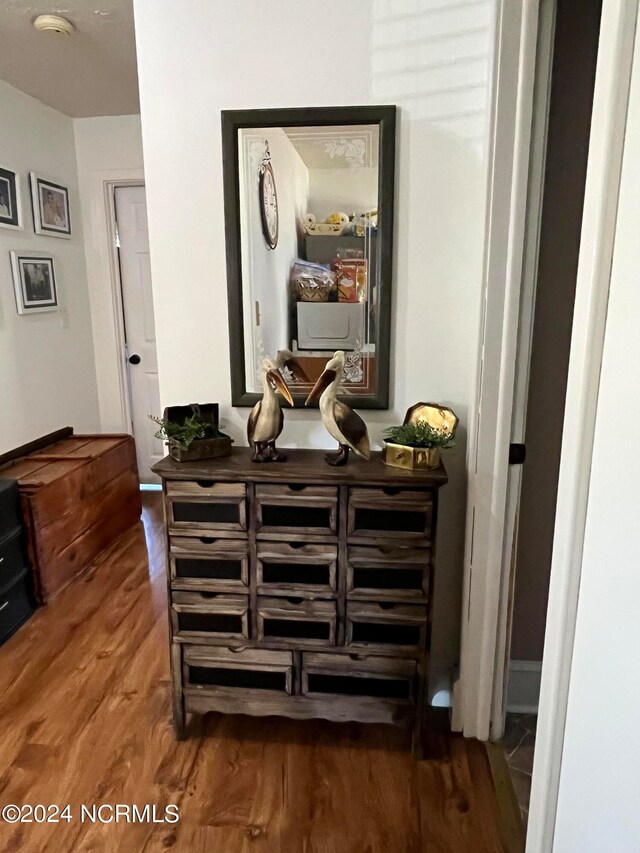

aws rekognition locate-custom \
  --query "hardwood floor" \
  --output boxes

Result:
[0,494,508,852]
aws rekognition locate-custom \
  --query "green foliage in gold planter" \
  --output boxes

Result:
[384,421,455,450]
[149,414,221,450]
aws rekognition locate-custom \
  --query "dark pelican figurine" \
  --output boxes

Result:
[247,354,302,462]
[305,351,371,466]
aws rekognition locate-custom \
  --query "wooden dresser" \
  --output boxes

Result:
[153,448,447,756]
[0,432,141,603]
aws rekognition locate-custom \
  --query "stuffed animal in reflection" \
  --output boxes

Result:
[305,351,371,466]
[248,352,307,462]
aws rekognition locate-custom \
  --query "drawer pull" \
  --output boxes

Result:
[378,602,397,611]
[289,541,306,549]
[196,480,216,488]
[200,591,221,599]
[0,601,8,612]
[382,487,401,496]
[286,597,305,606]
[199,536,217,544]
[288,484,306,492]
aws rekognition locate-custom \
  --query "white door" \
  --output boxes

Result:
[115,185,163,483]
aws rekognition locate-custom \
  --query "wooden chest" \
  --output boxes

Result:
[153,447,447,757]
[0,433,142,603]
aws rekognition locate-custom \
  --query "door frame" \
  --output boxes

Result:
[527,2,638,849]
[455,0,637,846]
[105,178,146,437]
[490,0,557,739]
[453,0,543,740]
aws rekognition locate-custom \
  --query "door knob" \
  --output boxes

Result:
[128,354,141,365]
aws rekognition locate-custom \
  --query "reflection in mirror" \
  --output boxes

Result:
[223,107,395,408]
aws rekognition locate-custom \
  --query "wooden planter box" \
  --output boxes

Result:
[168,435,233,462]
[164,403,233,463]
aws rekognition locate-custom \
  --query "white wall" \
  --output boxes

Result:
[239,128,308,389]
[133,0,493,673]
[74,115,145,432]
[308,166,378,221]
[552,21,640,851]
[0,80,99,453]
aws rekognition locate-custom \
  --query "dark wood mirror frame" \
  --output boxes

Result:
[222,105,396,409]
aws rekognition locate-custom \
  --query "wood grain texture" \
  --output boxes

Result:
[153,447,448,487]
[0,435,141,603]
[157,449,445,748]
[0,494,508,852]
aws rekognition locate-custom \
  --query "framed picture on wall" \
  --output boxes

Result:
[29,173,71,238]
[10,252,59,314]
[0,166,22,230]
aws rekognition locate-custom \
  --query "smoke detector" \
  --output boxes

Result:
[33,14,75,36]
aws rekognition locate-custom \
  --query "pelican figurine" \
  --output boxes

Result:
[305,351,371,466]
[248,353,306,462]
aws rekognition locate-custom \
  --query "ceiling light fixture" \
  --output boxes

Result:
[33,14,75,36]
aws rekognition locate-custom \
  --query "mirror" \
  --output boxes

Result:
[222,106,396,408]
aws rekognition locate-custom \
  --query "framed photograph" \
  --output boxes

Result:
[0,166,22,230]
[29,173,71,238]
[10,252,59,314]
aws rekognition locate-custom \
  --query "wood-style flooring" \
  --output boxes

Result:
[0,493,509,852]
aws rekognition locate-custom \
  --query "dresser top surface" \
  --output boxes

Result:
[153,447,448,488]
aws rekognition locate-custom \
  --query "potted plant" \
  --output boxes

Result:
[150,403,233,462]
[383,403,458,470]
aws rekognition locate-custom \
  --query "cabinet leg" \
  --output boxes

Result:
[172,699,186,740]
[170,643,186,739]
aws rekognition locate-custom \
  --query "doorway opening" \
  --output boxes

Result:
[501,0,602,828]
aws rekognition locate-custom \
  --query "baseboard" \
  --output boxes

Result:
[506,660,542,714]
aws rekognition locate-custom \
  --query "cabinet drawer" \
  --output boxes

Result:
[346,602,427,655]
[183,645,294,696]
[255,484,337,539]
[0,481,20,539]
[257,542,337,598]
[0,527,27,584]
[302,652,416,703]
[169,536,249,592]
[347,545,430,602]
[257,596,336,647]
[167,482,246,532]
[171,592,249,643]
[347,488,432,542]
[0,567,34,646]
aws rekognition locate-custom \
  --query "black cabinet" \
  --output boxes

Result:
[0,480,34,645]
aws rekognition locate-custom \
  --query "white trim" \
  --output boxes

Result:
[453,0,540,740]
[105,179,143,433]
[526,2,639,851]
[490,0,557,741]
[506,660,542,714]
[80,167,144,433]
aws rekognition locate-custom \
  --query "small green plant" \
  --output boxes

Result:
[149,413,221,450]
[384,421,455,449]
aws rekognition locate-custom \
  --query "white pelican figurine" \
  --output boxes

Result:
[248,354,302,462]
[305,351,371,466]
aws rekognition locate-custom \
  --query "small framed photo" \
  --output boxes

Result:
[30,173,71,238]
[0,166,22,230]
[10,252,59,314]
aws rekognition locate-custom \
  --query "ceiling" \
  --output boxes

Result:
[0,0,139,117]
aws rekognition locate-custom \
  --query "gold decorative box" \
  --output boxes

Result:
[383,443,441,470]
[383,402,458,471]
